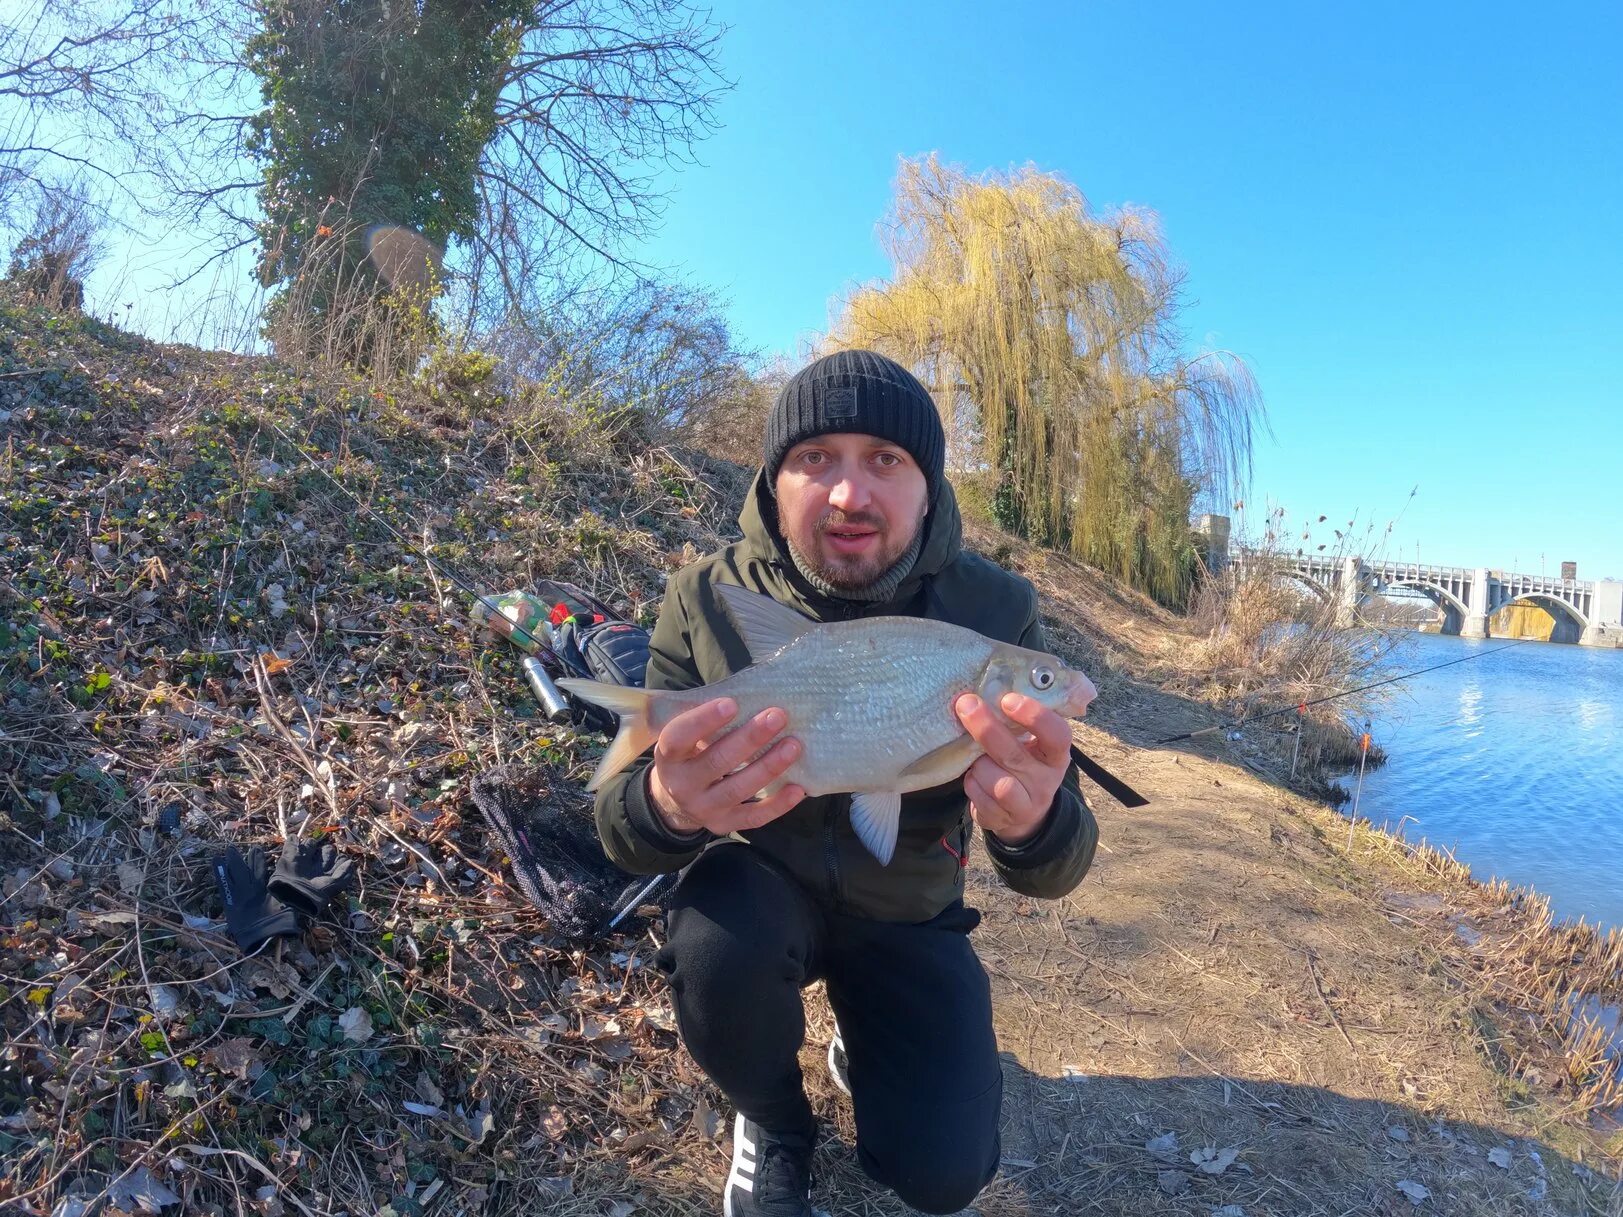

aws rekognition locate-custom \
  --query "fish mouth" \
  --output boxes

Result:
[1059,669,1099,718]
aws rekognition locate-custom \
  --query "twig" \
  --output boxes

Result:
[1304,950,1357,1053]
[180,1145,323,1217]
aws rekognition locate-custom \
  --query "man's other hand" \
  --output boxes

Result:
[954,692,1072,846]
[648,698,805,836]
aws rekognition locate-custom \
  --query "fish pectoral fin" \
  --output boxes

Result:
[849,791,903,866]
[898,734,982,783]
[715,582,814,661]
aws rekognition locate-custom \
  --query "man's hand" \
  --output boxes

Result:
[954,692,1073,846]
[648,698,806,836]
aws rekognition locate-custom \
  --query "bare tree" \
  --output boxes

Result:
[0,2,725,326]
[0,1,203,193]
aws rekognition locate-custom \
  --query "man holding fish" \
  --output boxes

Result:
[576,349,1100,1216]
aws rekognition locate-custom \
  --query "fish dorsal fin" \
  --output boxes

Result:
[716,583,814,661]
[849,791,902,866]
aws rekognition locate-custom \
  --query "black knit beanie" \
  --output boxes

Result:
[763,349,945,499]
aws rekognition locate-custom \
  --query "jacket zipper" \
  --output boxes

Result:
[823,800,842,901]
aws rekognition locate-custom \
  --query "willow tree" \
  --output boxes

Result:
[835,155,1260,606]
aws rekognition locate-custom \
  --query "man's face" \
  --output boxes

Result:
[774,432,929,592]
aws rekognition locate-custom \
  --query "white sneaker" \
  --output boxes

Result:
[827,1022,851,1096]
[724,1111,814,1217]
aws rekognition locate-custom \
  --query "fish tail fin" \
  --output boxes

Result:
[556,679,659,791]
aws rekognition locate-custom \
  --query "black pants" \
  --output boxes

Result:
[657,844,1003,1215]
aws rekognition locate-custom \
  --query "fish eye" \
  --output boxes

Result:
[1031,666,1055,690]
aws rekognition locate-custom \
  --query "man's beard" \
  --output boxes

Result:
[795,508,920,592]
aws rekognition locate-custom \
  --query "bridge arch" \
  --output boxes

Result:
[1380,578,1469,621]
[1496,592,1590,631]
[1273,569,1334,603]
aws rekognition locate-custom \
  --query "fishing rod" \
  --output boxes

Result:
[1154,636,1536,745]
[259,416,1152,808]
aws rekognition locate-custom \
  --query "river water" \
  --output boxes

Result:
[1346,632,1623,931]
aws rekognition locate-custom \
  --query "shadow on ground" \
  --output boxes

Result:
[807,1057,1620,1217]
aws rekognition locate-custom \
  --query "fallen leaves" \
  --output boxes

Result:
[1190,1144,1240,1175]
[337,1006,374,1043]
[1395,1179,1430,1204]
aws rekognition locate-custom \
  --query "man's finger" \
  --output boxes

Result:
[968,755,1034,820]
[954,693,1029,771]
[655,697,738,763]
[999,693,1074,766]
[715,782,806,834]
[697,735,802,814]
[695,707,791,782]
[964,770,998,824]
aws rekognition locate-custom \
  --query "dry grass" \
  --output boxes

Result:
[3,296,1618,1216]
[0,293,751,1215]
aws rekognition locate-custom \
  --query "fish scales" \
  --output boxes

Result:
[705,617,996,796]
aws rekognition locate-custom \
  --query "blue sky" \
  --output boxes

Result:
[84,2,1620,578]
[631,0,1623,579]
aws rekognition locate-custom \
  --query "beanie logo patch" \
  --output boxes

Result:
[824,385,858,420]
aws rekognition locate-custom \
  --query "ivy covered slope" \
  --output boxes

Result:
[0,293,751,1216]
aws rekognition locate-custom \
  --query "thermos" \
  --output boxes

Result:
[521,657,573,724]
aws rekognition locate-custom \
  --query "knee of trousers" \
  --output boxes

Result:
[656,847,817,1001]
[858,1080,1002,1215]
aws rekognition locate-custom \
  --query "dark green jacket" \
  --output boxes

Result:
[594,472,1099,923]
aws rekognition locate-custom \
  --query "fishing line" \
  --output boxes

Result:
[1154,636,1537,745]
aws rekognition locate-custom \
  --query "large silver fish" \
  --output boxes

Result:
[559,584,1098,866]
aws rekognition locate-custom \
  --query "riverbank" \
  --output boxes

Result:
[1,300,1618,1214]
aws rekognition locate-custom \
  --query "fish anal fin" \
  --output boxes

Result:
[716,583,814,661]
[849,791,903,866]
[898,734,982,784]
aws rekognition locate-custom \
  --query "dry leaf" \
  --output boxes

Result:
[262,654,293,675]
[1395,1180,1430,1204]
[1191,1145,1240,1175]
[1145,1132,1180,1163]
[1488,1147,1512,1169]
[338,1006,374,1043]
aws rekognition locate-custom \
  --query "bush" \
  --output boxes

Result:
[5,185,103,311]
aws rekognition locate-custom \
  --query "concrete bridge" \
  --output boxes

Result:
[1198,517,1623,647]
[1266,554,1623,646]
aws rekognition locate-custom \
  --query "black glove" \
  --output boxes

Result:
[213,846,300,952]
[269,835,356,918]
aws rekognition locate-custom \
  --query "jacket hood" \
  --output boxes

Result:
[737,468,963,618]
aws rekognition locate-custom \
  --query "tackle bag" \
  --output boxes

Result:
[532,579,651,733]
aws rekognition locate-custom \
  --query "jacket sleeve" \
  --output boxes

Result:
[593,573,713,875]
[982,585,1100,900]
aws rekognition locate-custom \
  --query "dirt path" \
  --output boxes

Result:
[769,726,1618,1216]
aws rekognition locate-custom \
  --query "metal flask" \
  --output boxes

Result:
[522,657,574,724]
